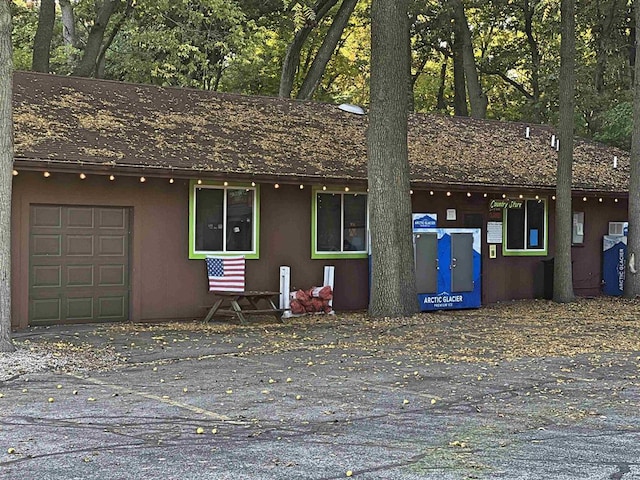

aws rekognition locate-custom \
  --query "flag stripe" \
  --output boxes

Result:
[206,256,245,292]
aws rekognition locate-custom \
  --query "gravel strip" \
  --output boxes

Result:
[0,341,123,382]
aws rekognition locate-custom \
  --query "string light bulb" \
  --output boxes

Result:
[43,171,51,178]
[299,184,304,189]
[274,183,280,189]
[552,195,556,200]
[251,181,256,187]
[502,193,507,199]
[12,169,18,176]
[79,173,86,180]
[344,186,350,192]
[169,178,174,184]
[429,191,434,196]
[466,192,471,197]
[140,176,146,183]
[446,191,451,197]
[223,181,228,186]
[583,196,587,202]
[518,194,523,199]
[599,197,603,203]
[410,189,413,195]
[614,198,619,203]
[109,175,115,181]
[197,179,202,185]
[483,193,487,198]
[322,185,327,191]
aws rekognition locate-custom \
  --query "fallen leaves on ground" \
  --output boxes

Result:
[5,297,640,380]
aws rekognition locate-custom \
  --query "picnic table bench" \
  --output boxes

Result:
[203,290,286,324]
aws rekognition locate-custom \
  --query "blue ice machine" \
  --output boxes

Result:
[413,214,481,311]
[602,235,627,296]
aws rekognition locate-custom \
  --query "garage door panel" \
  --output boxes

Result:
[67,265,94,287]
[66,235,94,256]
[98,296,127,318]
[30,205,130,325]
[32,206,62,227]
[32,265,62,288]
[98,265,125,286]
[67,208,94,228]
[99,236,126,256]
[99,208,126,229]
[32,235,61,256]
[32,298,61,322]
[67,297,94,319]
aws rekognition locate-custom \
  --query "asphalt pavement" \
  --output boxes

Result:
[1,305,640,479]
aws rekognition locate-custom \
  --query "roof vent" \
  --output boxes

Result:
[338,103,366,115]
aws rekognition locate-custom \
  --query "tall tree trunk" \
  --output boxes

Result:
[409,52,429,112]
[297,0,357,100]
[436,59,448,111]
[451,0,487,118]
[94,0,133,79]
[553,0,576,303]
[593,0,623,93]
[624,0,640,298]
[0,0,14,352]
[73,0,121,77]
[523,0,542,122]
[31,0,55,73]
[59,0,77,47]
[368,0,418,317]
[452,31,468,116]
[278,0,339,98]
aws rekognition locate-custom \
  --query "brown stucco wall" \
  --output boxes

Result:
[411,191,628,304]
[10,173,369,328]
[10,171,628,328]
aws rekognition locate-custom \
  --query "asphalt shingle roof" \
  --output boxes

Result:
[13,71,630,194]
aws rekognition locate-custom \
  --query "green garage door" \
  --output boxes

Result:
[29,205,130,325]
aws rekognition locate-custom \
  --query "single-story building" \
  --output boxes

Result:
[10,71,631,328]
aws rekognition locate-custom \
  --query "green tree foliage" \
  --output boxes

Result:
[105,0,247,89]
[595,101,633,149]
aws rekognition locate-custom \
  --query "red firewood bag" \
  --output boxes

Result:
[311,297,324,312]
[295,289,311,302]
[290,299,305,315]
[310,285,333,300]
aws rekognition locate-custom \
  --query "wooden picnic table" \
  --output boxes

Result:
[203,290,286,324]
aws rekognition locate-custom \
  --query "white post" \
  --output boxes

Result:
[323,265,335,309]
[279,266,291,318]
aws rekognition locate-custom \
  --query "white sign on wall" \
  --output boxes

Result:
[487,222,503,244]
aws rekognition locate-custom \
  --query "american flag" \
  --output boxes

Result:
[206,256,245,292]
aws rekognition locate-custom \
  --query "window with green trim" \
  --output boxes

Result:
[313,190,367,257]
[189,181,259,259]
[503,198,547,256]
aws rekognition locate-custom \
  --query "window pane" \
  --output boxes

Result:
[506,205,525,249]
[317,193,341,251]
[527,200,545,249]
[343,194,367,251]
[226,189,254,252]
[195,188,224,251]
